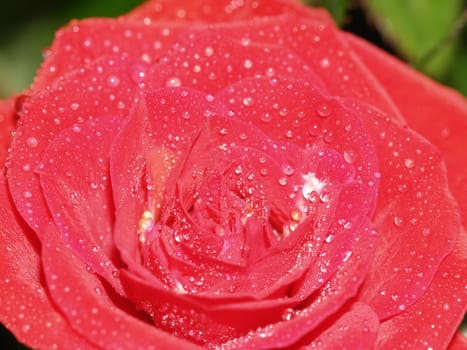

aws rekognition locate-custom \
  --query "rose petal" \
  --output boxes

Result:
[376,230,467,349]
[0,97,17,167]
[449,332,467,349]
[220,223,376,349]
[8,55,144,233]
[345,33,467,224]
[33,19,183,91]
[301,302,379,349]
[124,0,330,24]
[0,174,95,349]
[346,101,462,319]
[110,88,227,268]
[211,15,403,121]
[41,222,202,350]
[39,116,126,294]
[145,28,325,94]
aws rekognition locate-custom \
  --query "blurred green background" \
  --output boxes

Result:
[0,0,466,348]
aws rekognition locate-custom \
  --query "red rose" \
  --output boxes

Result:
[1,0,466,349]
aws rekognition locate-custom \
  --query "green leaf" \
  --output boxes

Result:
[447,30,467,96]
[302,0,352,26]
[0,0,144,98]
[362,0,465,80]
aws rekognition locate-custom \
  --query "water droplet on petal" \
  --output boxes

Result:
[107,75,120,87]
[308,123,320,137]
[26,137,38,148]
[343,149,357,164]
[316,103,331,118]
[320,58,330,68]
[131,64,147,84]
[393,216,403,227]
[204,46,214,56]
[265,67,275,76]
[404,158,414,168]
[242,97,253,106]
[282,163,295,176]
[342,250,352,262]
[261,113,272,123]
[243,59,253,69]
[290,209,302,221]
[165,77,181,87]
[282,308,295,321]
[240,37,251,46]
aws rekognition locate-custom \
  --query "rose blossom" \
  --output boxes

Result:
[0,0,466,349]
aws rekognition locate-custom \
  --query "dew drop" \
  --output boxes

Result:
[397,184,408,193]
[243,59,253,69]
[265,67,275,76]
[316,103,331,118]
[343,149,357,164]
[290,209,302,222]
[278,177,287,186]
[107,75,120,87]
[70,102,80,110]
[22,164,31,172]
[281,308,295,321]
[308,123,320,137]
[242,97,253,106]
[320,58,330,68]
[325,234,335,243]
[131,64,147,84]
[422,228,431,236]
[323,132,334,143]
[166,77,181,87]
[393,216,403,227]
[26,137,38,148]
[204,46,214,56]
[261,113,272,122]
[319,192,330,203]
[240,37,251,46]
[404,158,414,169]
[342,250,352,262]
[282,163,295,176]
